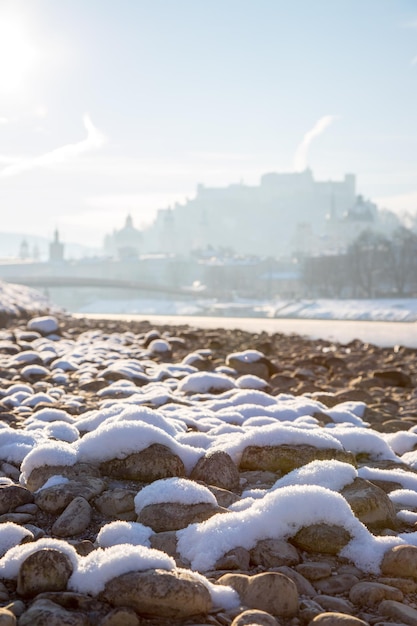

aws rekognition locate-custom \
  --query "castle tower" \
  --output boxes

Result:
[49,229,64,262]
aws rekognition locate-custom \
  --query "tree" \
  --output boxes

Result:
[347,230,390,297]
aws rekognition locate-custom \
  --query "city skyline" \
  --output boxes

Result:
[0,0,416,246]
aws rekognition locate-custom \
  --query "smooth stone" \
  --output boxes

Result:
[100,443,185,481]
[137,501,222,532]
[381,544,417,578]
[218,572,298,617]
[24,463,101,492]
[240,444,354,473]
[250,538,300,568]
[190,450,240,492]
[150,531,190,567]
[231,608,280,626]
[52,496,92,537]
[378,577,417,593]
[273,566,316,596]
[0,484,34,514]
[93,488,136,519]
[349,581,403,606]
[214,546,250,571]
[35,478,106,514]
[18,599,88,626]
[379,600,417,625]
[308,613,369,625]
[17,548,73,597]
[314,574,360,595]
[101,569,211,619]
[296,562,332,581]
[291,523,351,555]
[0,609,16,626]
[313,595,354,613]
[99,607,140,626]
[341,478,397,529]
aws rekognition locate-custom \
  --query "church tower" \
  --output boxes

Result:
[49,229,64,262]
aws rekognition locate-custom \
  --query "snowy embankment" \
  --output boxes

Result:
[77,294,417,322]
[2,286,417,623]
[0,280,61,323]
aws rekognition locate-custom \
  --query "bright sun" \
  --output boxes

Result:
[0,18,38,93]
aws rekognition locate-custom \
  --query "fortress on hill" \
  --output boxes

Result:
[122,169,399,258]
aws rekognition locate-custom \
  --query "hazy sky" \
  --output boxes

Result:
[0,0,416,246]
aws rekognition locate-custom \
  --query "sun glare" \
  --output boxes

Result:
[0,18,38,93]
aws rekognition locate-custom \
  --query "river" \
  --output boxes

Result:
[75,313,417,349]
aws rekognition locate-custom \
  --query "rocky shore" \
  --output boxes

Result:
[1,310,417,626]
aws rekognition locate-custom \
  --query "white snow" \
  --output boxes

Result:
[96,521,153,548]
[134,478,218,514]
[4,283,417,606]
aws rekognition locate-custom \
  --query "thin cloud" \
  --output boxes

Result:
[0,114,107,178]
[412,56,417,66]
[293,115,339,172]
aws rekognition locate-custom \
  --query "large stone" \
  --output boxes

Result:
[100,569,211,619]
[0,484,33,514]
[17,548,73,597]
[349,581,403,606]
[341,478,397,529]
[273,566,316,596]
[308,614,369,626]
[93,488,136,519]
[250,538,300,568]
[381,544,417,579]
[52,497,92,537]
[379,600,417,625]
[295,562,332,581]
[18,599,88,626]
[24,463,101,492]
[372,369,412,387]
[100,444,185,481]
[137,501,222,532]
[214,546,250,571]
[313,574,360,595]
[150,531,190,567]
[240,444,354,473]
[231,609,280,626]
[99,607,140,626]
[35,478,105,514]
[291,524,351,555]
[219,572,298,617]
[190,450,240,492]
[0,609,16,626]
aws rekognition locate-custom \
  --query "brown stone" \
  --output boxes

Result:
[190,450,240,492]
[231,609,280,626]
[52,496,92,537]
[101,568,211,618]
[381,544,417,579]
[341,477,397,529]
[349,581,403,606]
[100,443,185,481]
[0,484,33,515]
[291,523,351,555]
[379,599,417,625]
[250,538,300,568]
[17,548,73,597]
[240,444,354,474]
[137,501,222,532]
[308,613,369,626]
[18,599,88,626]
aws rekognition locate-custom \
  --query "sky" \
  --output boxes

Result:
[0,0,417,247]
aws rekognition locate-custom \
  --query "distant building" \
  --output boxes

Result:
[19,239,29,260]
[104,214,142,259]
[49,230,64,262]
[140,169,372,257]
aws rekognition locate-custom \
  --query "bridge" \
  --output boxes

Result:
[4,275,208,297]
